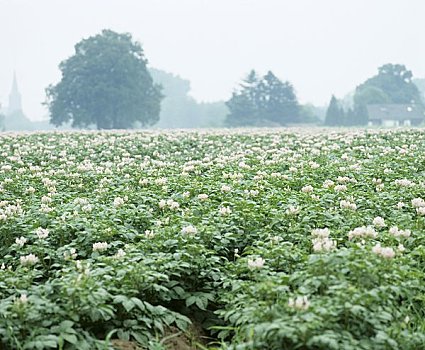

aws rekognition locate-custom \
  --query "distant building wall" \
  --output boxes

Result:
[382,120,399,127]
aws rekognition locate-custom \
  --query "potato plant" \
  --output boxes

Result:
[0,129,424,349]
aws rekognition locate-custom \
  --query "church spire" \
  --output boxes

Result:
[12,72,18,91]
[8,71,23,115]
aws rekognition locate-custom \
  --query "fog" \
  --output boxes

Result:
[1,0,425,120]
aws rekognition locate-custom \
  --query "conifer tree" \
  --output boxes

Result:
[325,95,344,126]
[226,70,299,126]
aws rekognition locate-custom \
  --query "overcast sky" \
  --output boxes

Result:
[1,0,424,120]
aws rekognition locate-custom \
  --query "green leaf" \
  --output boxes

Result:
[185,295,197,307]
[195,297,207,310]
[62,333,78,345]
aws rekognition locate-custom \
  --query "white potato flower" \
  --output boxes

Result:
[198,194,209,201]
[340,200,357,210]
[20,254,39,266]
[348,226,377,240]
[416,207,425,216]
[219,206,232,216]
[286,205,300,215]
[301,185,313,193]
[372,216,386,228]
[181,225,197,235]
[92,242,109,251]
[221,185,231,192]
[288,296,310,310]
[247,257,265,269]
[15,236,27,247]
[411,198,425,208]
[35,227,49,240]
[113,197,125,207]
[372,243,395,259]
[334,185,347,192]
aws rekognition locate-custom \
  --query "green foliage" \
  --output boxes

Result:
[226,70,300,126]
[351,63,424,125]
[149,68,227,128]
[298,104,322,124]
[325,95,345,126]
[352,103,369,126]
[413,78,425,104]
[354,86,391,106]
[363,64,422,105]
[45,29,163,129]
[225,70,260,126]
[0,129,425,348]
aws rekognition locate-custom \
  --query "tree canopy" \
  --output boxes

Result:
[225,70,300,126]
[149,68,227,128]
[413,78,425,103]
[329,63,425,126]
[45,29,163,129]
[325,95,344,126]
[353,64,423,121]
[353,86,391,106]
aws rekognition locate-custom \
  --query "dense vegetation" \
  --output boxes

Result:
[0,129,424,349]
[325,64,425,126]
[45,30,162,129]
[149,68,227,128]
[226,71,300,126]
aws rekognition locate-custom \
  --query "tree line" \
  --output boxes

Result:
[325,64,424,126]
[44,29,424,129]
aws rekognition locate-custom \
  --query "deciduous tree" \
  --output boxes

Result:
[46,30,162,129]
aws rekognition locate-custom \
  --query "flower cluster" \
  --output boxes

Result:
[411,197,425,208]
[181,225,197,235]
[372,216,386,228]
[197,194,209,201]
[340,200,357,210]
[219,206,232,216]
[92,242,109,251]
[113,197,125,207]
[311,228,337,252]
[394,179,415,187]
[389,226,411,238]
[247,257,265,269]
[1,128,425,348]
[15,236,27,247]
[221,185,231,192]
[20,254,39,266]
[35,227,49,239]
[348,226,377,240]
[286,205,300,215]
[372,244,396,259]
[288,296,310,310]
[301,185,313,193]
[159,199,180,210]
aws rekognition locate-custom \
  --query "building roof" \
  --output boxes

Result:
[367,104,425,121]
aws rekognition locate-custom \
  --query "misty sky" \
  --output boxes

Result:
[1,0,425,120]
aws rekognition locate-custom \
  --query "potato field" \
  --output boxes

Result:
[0,129,424,350]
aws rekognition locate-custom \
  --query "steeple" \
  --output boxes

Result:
[8,71,22,115]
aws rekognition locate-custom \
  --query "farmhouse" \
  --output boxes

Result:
[367,104,424,127]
